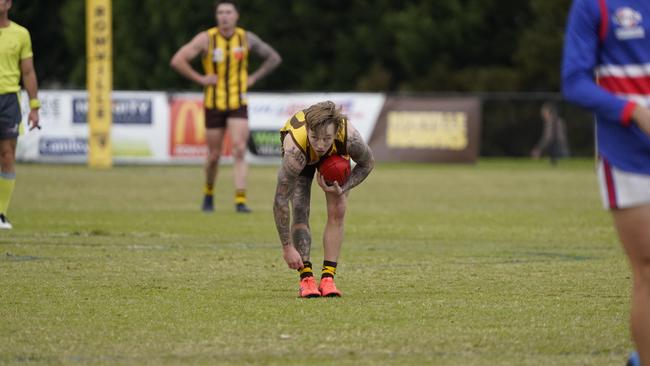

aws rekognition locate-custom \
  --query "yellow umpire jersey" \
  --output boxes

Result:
[201,27,249,111]
[280,110,349,166]
[0,21,33,94]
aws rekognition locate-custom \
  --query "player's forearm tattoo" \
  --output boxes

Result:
[292,227,311,259]
[291,176,313,258]
[343,129,375,192]
[273,148,306,247]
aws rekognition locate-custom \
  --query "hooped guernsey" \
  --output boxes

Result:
[562,0,650,174]
[280,110,349,166]
[201,27,249,111]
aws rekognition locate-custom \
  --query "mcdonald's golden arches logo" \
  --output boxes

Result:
[169,98,232,158]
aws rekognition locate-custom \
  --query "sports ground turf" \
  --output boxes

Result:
[0,159,633,365]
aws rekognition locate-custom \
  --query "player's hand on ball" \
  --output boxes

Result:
[282,245,303,269]
[316,171,343,195]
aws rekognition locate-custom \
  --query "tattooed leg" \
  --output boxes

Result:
[292,175,313,260]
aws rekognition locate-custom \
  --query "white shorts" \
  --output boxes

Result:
[597,158,650,209]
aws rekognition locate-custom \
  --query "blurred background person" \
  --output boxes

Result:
[0,0,40,229]
[530,101,570,165]
[170,0,281,213]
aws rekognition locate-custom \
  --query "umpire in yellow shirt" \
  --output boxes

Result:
[0,0,40,229]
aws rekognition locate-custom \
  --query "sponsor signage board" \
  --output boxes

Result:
[17,90,169,163]
[369,97,481,163]
[86,0,113,168]
[17,92,483,165]
[73,98,153,124]
[168,92,385,163]
[168,95,232,160]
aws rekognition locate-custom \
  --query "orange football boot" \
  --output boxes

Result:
[318,277,342,297]
[299,277,321,298]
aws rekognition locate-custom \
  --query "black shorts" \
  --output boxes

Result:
[0,93,21,139]
[300,154,329,178]
[205,106,248,129]
[300,163,317,178]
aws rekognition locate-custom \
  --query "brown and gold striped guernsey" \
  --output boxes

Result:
[201,27,249,111]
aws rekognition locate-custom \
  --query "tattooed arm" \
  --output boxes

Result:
[273,138,307,269]
[341,123,375,193]
[247,31,282,87]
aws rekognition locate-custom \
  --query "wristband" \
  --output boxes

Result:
[621,101,636,127]
[29,98,41,109]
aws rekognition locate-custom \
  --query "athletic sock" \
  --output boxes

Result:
[299,261,313,279]
[235,189,247,205]
[204,183,214,196]
[321,260,337,279]
[0,173,16,214]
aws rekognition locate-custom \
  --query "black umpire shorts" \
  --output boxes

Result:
[0,93,21,139]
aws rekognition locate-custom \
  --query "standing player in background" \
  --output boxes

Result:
[171,0,281,213]
[273,101,374,298]
[0,0,40,229]
[562,1,650,364]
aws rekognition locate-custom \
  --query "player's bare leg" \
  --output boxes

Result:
[319,191,348,297]
[202,128,225,212]
[613,205,650,365]
[0,139,16,174]
[228,117,251,212]
[323,191,347,262]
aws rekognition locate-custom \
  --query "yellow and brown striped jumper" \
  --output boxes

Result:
[201,27,249,111]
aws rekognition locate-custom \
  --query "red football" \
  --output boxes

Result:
[318,155,351,185]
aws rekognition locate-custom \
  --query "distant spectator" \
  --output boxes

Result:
[530,101,570,164]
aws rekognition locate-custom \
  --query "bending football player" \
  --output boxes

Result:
[273,101,375,298]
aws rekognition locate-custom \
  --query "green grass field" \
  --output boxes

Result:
[0,159,633,365]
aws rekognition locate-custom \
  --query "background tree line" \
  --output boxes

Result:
[12,0,569,93]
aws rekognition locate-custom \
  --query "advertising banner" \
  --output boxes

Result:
[16,90,170,164]
[17,91,388,165]
[248,93,385,141]
[168,92,385,163]
[247,93,385,162]
[369,97,481,163]
[86,0,113,168]
[168,95,232,161]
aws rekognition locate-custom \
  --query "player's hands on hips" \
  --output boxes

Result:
[282,245,303,269]
[199,74,218,87]
[632,104,650,137]
[28,110,40,131]
[316,171,344,195]
[247,74,257,88]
